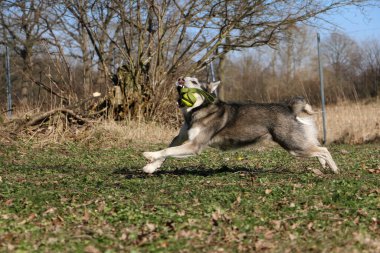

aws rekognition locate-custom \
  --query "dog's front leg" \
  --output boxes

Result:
[143,141,201,161]
[142,158,166,174]
[142,124,189,174]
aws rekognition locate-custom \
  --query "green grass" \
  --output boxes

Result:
[0,142,379,252]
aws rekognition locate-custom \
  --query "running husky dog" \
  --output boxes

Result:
[143,77,339,174]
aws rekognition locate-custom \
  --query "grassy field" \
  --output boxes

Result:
[0,141,379,252]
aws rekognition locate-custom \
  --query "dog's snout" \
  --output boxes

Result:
[177,77,185,86]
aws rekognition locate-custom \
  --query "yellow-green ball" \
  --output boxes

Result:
[181,92,197,107]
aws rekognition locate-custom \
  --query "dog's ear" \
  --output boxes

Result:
[207,81,220,94]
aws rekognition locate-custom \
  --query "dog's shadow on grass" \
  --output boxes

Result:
[113,165,293,179]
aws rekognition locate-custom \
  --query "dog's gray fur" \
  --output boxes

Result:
[143,77,339,174]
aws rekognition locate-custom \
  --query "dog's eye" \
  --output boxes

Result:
[191,80,198,84]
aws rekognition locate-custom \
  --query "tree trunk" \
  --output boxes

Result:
[81,25,92,97]
[21,47,33,106]
[217,36,231,101]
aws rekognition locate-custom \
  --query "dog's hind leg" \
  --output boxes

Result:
[290,146,339,174]
[284,118,339,173]
[314,147,339,174]
[317,157,327,169]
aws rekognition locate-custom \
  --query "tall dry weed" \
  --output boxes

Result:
[314,100,380,144]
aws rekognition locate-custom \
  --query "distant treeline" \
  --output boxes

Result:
[221,30,380,105]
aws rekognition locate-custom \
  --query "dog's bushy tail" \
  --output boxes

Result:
[288,96,316,115]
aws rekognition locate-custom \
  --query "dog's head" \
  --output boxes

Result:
[176,77,220,109]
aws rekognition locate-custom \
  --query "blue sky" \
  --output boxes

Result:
[317,4,380,41]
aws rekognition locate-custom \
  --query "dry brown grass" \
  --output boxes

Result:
[1,108,178,148]
[314,100,380,144]
[81,120,177,147]
[0,120,178,148]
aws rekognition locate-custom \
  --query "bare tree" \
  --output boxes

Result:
[0,0,58,105]
[61,0,371,119]
[358,39,380,97]
[323,32,361,75]
[323,32,362,100]
[55,0,95,98]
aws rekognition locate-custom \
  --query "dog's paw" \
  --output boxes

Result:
[143,151,160,161]
[143,163,158,174]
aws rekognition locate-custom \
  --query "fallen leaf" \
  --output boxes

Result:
[290,223,299,230]
[1,214,10,220]
[43,207,56,216]
[96,200,106,212]
[293,183,302,188]
[82,209,90,223]
[264,230,275,239]
[193,198,200,206]
[233,196,241,206]
[19,213,37,225]
[307,222,314,231]
[289,233,297,240]
[47,237,58,244]
[357,209,368,217]
[119,233,127,240]
[84,245,101,253]
[212,209,222,220]
[29,213,37,219]
[7,244,15,251]
[52,217,64,227]
[160,241,169,248]
[271,220,281,230]
[368,168,380,174]
[265,189,272,195]
[308,167,324,176]
[255,239,273,250]
[370,218,378,231]
[146,223,156,231]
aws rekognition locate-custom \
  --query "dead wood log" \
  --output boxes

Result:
[24,108,91,127]
[8,108,92,132]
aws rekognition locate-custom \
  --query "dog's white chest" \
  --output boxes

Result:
[188,127,201,140]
